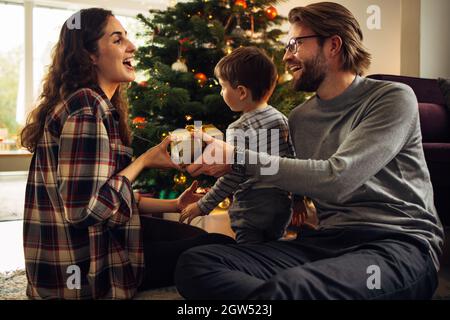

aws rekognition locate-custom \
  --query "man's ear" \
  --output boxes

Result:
[328,35,343,58]
[237,85,249,101]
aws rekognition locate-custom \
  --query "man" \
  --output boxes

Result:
[174,2,444,299]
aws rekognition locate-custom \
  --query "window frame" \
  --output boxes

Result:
[0,0,155,158]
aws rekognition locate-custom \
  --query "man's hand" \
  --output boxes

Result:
[179,202,204,225]
[176,180,203,212]
[185,130,235,178]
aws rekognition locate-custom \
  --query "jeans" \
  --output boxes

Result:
[174,226,438,300]
[138,216,236,290]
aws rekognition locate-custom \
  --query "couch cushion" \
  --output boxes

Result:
[368,74,446,105]
[438,78,450,111]
[419,103,450,142]
[423,143,450,186]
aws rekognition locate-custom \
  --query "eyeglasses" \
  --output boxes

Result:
[285,35,324,54]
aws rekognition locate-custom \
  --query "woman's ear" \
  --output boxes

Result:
[89,53,98,65]
[237,85,249,101]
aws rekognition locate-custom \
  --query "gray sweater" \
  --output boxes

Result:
[244,76,444,270]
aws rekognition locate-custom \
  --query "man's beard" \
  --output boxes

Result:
[292,51,328,92]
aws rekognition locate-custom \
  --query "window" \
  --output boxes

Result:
[0,1,144,155]
[0,2,24,152]
[33,6,75,101]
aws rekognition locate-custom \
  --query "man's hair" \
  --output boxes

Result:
[214,46,278,102]
[288,2,371,75]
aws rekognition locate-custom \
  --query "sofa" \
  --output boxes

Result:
[367,74,450,227]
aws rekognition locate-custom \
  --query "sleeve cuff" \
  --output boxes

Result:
[197,198,213,215]
[106,175,134,226]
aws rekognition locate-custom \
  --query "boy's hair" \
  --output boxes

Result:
[214,46,278,102]
[288,2,371,75]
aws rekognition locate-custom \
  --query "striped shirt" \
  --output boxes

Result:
[23,86,144,299]
[197,105,294,214]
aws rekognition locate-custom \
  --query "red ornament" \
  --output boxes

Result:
[234,0,247,9]
[138,81,148,87]
[194,72,207,86]
[132,117,147,129]
[179,37,191,45]
[179,37,192,52]
[265,6,278,20]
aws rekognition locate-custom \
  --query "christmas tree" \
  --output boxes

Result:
[128,0,308,198]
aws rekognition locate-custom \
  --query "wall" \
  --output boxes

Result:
[7,0,170,16]
[0,153,31,172]
[278,0,403,76]
[401,0,421,77]
[420,0,450,78]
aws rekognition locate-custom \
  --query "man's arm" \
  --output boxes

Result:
[187,84,418,203]
[245,84,418,202]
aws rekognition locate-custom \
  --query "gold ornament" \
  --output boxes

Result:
[173,173,187,185]
[278,70,293,84]
[218,197,231,210]
[223,40,233,55]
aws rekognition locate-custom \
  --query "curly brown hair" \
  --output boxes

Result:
[21,8,131,152]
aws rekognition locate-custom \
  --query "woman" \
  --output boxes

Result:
[20,8,234,299]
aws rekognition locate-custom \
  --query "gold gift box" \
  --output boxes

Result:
[170,124,224,164]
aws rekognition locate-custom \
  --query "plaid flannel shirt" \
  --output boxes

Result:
[23,86,144,299]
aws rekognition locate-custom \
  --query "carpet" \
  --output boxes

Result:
[2,268,449,300]
[0,270,183,300]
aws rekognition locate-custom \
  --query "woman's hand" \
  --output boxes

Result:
[176,180,203,212]
[179,202,204,225]
[140,136,180,170]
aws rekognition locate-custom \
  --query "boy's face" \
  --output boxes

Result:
[218,77,249,112]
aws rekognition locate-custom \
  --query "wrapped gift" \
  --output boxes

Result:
[170,124,223,165]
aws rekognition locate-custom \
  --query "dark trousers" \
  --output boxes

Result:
[174,226,438,300]
[138,216,236,290]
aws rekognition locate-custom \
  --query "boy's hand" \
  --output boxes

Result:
[179,203,204,225]
[176,180,203,212]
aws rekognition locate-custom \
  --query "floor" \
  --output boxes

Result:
[1,219,449,299]
[1,172,448,299]
[0,220,24,272]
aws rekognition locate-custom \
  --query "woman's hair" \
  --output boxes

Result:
[214,46,278,102]
[21,8,131,152]
[288,2,371,75]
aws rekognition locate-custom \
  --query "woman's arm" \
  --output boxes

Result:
[58,113,177,228]
[138,197,178,215]
[118,136,176,183]
[136,180,203,215]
